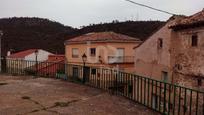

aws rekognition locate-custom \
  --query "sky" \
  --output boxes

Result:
[0,0,203,28]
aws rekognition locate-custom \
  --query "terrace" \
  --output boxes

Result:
[1,59,204,115]
[0,75,157,115]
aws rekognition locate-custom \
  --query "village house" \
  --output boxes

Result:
[31,54,65,77]
[134,9,204,89]
[6,49,53,72]
[64,32,142,73]
[7,49,53,61]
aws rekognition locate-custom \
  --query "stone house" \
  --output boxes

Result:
[134,9,204,89]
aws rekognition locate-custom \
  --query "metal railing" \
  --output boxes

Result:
[108,56,134,64]
[1,58,204,115]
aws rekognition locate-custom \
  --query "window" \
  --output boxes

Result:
[158,38,163,49]
[198,79,202,86]
[91,69,96,75]
[73,67,79,77]
[90,48,96,56]
[162,71,168,82]
[192,35,198,47]
[175,64,182,70]
[72,48,79,58]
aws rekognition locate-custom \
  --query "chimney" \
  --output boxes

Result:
[7,51,11,56]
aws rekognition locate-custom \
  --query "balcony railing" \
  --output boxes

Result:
[108,56,134,64]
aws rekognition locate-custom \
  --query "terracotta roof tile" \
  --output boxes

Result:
[170,9,204,29]
[65,32,141,44]
[7,49,38,58]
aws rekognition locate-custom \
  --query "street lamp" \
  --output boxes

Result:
[34,49,39,76]
[82,53,87,83]
[82,53,87,66]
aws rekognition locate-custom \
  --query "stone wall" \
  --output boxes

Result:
[171,27,204,88]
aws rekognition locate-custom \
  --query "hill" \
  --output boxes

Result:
[0,17,165,56]
[0,17,77,56]
[77,20,165,40]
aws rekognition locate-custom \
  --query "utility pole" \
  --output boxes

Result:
[0,30,3,72]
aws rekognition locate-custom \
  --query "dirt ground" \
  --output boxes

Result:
[0,75,159,115]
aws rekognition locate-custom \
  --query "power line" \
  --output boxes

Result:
[125,0,176,15]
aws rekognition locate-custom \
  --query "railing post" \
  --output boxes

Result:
[82,65,86,84]
[35,60,38,77]
[1,56,7,73]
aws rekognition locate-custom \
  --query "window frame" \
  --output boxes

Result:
[158,38,163,49]
[162,71,168,82]
[198,79,202,86]
[191,34,198,47]
[91,68,96,75]
[90,48,96,57]
[72,48,79,58]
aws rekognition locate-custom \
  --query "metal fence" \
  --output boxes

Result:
[1,58,204,115]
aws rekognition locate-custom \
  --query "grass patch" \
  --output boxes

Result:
[21,96,31,100]
[0,83,8,86]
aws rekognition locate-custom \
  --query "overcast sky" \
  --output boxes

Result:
[0,0,203,28]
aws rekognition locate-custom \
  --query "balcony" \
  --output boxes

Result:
[108,56,134,64]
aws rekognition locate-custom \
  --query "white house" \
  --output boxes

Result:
[7,49,53,61]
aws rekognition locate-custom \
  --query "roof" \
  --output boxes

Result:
[170,9,204,30]
[47,54,65,62]
[7,49,39,58]
[65,32,141,44]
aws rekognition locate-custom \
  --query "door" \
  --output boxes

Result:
[117,48,124,63]
[162,71,168,82]
[73,67,79,78]
[84,67,90,82]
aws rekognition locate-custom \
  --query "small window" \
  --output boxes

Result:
[162,71,168,82]
[158,38,163,49]
[72,48,79,58]
[192,35,198,47]
[175,64,182,70]
[198,79,202,86]
[90,48,96,56]
[91,69,96,75]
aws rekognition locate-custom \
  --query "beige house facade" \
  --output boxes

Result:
[134,10,204,89]
[65,32,141,72]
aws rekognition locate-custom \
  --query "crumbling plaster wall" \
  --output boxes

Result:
[134,20,173,80]
[171,27,204,88]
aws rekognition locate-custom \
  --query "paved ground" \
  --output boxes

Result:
[0,75,159,115]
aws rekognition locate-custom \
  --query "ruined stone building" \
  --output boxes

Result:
[134,9,204,89]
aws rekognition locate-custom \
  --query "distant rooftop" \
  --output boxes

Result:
[65,32,141,44]
[7,49,39,59]
[170,9,204,30]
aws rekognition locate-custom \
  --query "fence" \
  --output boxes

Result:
[1,58,204,115]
